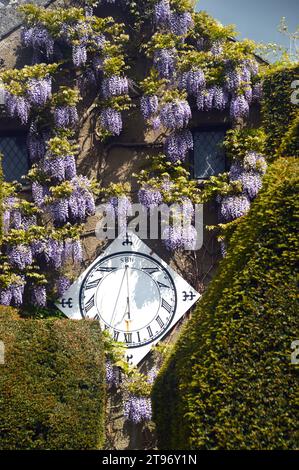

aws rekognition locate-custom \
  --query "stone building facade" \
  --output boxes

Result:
[0,1,262,449]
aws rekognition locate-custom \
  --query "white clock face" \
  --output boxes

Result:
[57,232,200,365]
[80,252,177,348]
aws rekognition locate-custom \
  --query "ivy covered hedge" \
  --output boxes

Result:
[262,64,299,158]
[0,311,105,449]
[152,157,299,450]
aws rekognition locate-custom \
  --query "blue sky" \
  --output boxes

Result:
[196,0,298,51]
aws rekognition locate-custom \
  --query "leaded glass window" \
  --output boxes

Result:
[0,134,29,182]
[193,130,226,179]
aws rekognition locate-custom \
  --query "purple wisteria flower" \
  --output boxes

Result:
[0,288,13,306]
[153,48,176,79]
[164,129,193,162]
[138,187,163,208]
[154,0,171,26]
[31,284,47,307]
[72,239,83,263]
[56,276,71,296]
[22,214,37,230]
[27,123,48,161]
[212,86,229,110]
[11,282,25,307]
[43,156,66,182]
[181,197,195,224]
[124,395,152,424]
[27,77,52,107]
[7,244,33,270]
[51,198,69,224]
[10,209,22,229]
[151,116,161,130]
[162,224,197,251]
[4,91,30,124]
[64,155,77,179]
[72,43,87,67]
[225,69,242,92]
[106,196,132,233]
[32,181,49,207]
[106,360,121,389]
[160,99,191,129]
[239,172,263,200]
[100,107,122,135]
[3,209,10,234]
[50,176,95,225]
[203,88,214,111]
[243,152,267,174]
[44,238,64,269]
[210,41,224,56]
[140,95,159,120]
[101,76,128,99]
[230,95,249,120]
[54,106,78,128]
[21,26,54,59]
[220,194,251,221]
[196,89,205,111]
[169,12,193,36]
[240,62,251,83]
[178,69,206,95]
[41,154,76,182]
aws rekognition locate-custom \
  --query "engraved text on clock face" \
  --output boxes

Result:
[79,252,177,347]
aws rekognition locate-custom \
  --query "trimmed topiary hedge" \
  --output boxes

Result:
[0,311,106,450]
[262,64,299,158]
[152,157,299,450]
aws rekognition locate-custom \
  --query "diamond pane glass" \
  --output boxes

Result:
[193,130,226,179]
[0,135,29,182]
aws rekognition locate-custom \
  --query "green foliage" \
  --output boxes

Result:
[134,154,202,204]
[191,11,237,42]
[0,312,106,449]
[261,64,299,158]
[152,157,299,449]
[0,63,59,96]
[52,87,81,107]
[223,128,266,161]
[278,113,299,158]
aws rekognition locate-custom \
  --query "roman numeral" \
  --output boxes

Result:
[142,267,160,275]
[161,298,172,313]
[137,331,141,343]
[93,313,100,321]
[156,315,164,328]
[113,330,120,341]
[85,279,101,290]
[147,326,153,338]
[85,295,95,313]
[96,266,117,273]
[124,332,132,344]
[157,281,170,289]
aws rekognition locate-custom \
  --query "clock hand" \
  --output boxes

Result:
[109,266,128,328]
[114,266,132,329]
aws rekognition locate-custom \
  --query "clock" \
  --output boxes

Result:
[57,232,200,365]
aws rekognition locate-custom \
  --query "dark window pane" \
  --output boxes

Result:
[0,135,29,182]
[193,130,226,179]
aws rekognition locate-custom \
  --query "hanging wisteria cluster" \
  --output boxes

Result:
[219,152,267,223]
[124,394,152,424]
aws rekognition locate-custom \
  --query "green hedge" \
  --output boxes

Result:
[0,311,106,449]
[262,65,299,158]
[152,157,299,450]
